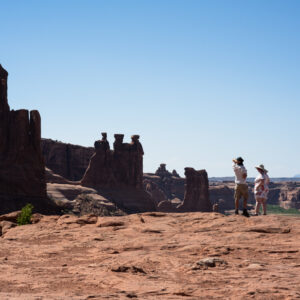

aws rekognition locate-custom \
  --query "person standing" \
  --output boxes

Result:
[254,164,270,215]
[232,157,249,217]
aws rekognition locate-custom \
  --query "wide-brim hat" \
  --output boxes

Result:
[255,164,268,173]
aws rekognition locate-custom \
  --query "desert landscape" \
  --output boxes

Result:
[1,211,300,299]
[2,0,300,297]
[1,63,300,299]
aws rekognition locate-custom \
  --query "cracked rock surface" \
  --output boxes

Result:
[0,212,300,299]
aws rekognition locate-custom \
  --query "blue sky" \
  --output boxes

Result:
[1,0,300,177]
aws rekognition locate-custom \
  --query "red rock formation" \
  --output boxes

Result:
[0,65,48,213]
[144,179,168,205]
[81,133,155,213]
[156,167,212,212]
[145,164,185,201]
[41,138,94,181]
[81,133,115,188]
[82,133,145,189]
[177,168,212,212]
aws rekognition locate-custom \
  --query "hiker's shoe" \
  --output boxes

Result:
[263,213,267,215]
[242,209,250,217]
[254,213,258,216]
[235,209,239,215]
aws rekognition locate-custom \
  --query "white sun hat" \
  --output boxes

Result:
[255,164,268,173]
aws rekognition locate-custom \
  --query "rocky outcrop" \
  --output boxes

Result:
[81,133,156,213]
[144,164,185,201]
[82,133,144,189]
[157,167,212,212]
[177,168,211,212]
[0,65,49,214]
[144,179,168,205]
[41,138,94,181]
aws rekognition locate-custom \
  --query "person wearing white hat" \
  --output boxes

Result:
[254,164,270,215]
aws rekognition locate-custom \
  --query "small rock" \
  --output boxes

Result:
[142,229,162,234]
[0,221,17,235]
[31,213,43,224]
[126,293,137,298]
[97,220,125,227]
[192,257,227,269]
[112,266,130,272]
[111,265,146,274]
[0,211,21,223]
[247,264,264,270]
[77,214,98,225]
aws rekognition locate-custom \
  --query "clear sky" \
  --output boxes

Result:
[1,0,300,177]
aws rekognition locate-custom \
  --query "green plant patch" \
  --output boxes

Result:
[17,203,34,225]
[267,204,300,215]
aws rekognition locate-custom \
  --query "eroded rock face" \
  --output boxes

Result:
[81,133,155,213]
[144,164,184,202]
[82,133,144,189]
[177,168,212,212]
[41,138,94,181]
[153,166,212,213]
[0,65,47,213]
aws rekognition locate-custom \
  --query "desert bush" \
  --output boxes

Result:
[17,203,34,225]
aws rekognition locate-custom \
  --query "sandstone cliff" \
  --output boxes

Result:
[81,133,156,213]
[41,138,94,181]
[157,167,212,212]
[0,65,52,214]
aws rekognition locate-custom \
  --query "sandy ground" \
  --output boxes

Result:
[0,212,300,299]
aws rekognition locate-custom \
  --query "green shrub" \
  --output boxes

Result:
[267,204,300,215]
[17,204,34,225]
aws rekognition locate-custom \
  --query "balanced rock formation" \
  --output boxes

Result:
[0,65,52,214]
[81,133,155,213]
[41,138,94,181]
[82,133,144,189]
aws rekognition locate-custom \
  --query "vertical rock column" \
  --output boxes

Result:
[177,168,212,212]
[0,64,46,198]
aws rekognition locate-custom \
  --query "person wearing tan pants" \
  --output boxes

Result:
[232,157,250,217]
